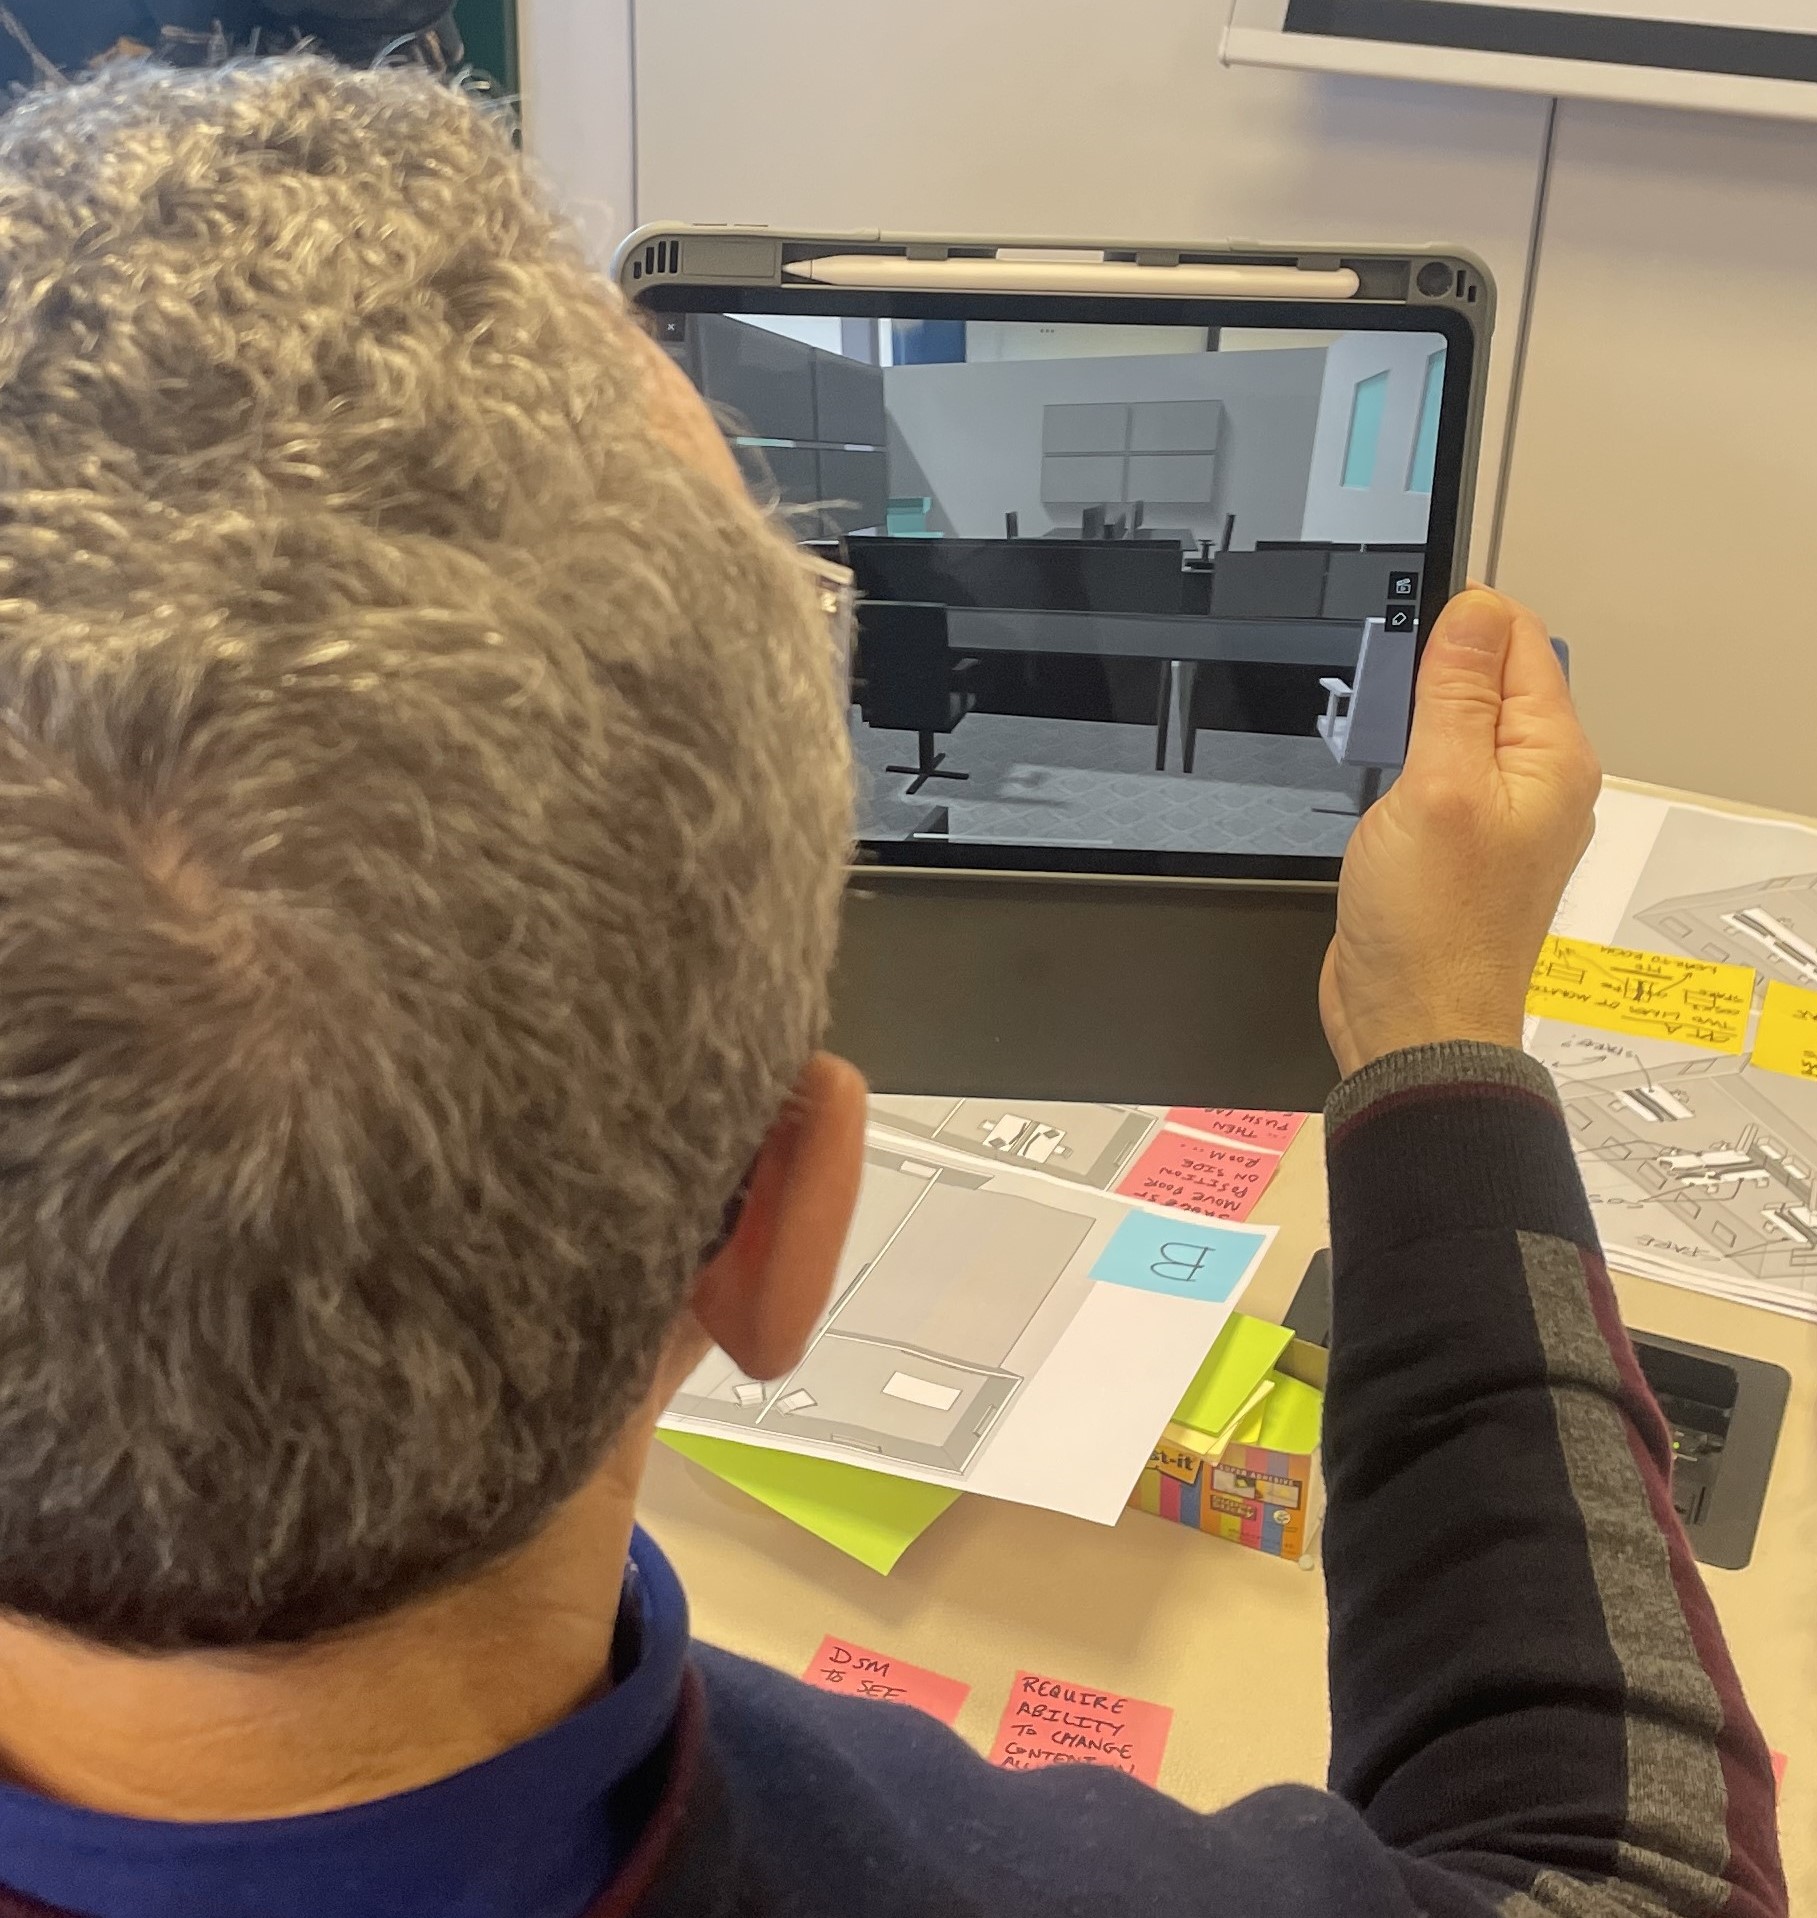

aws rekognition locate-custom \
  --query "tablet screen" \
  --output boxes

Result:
[652,299,1474,878]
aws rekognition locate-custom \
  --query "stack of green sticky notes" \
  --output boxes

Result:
[656,1431,959,1575]
[1165,1314,1295,1457]
[657,1315,1321,1577]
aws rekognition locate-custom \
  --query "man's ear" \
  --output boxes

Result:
[687,1053,867,1380]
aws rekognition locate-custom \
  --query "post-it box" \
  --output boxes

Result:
[1130,1335,1325,1566]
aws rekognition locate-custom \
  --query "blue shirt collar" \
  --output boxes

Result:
[0,1527,690,1918]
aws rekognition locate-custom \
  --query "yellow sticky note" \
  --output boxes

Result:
[1527,935,1754,1053]
[1167,1378,1275,1468]
[1228,1395,1269,1449]
[1752,980,1817,1081]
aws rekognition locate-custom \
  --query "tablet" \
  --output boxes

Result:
[618,229,1494,885]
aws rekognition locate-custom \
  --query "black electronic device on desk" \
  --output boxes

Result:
[620,230,1493,1105]
[1285,1251,1791,1570]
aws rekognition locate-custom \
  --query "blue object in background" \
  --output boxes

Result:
[1341,369,1389,490]
[891,320,967,365]
[885,496,935,537]
[1090,1211,1266,1304]
[1407,349,1445,494]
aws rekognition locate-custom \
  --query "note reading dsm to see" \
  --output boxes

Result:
[988,1672,1173,1784]
[1751,980,1817,1082]
[800,1637,971,1726]
[1526,935,1755,1053]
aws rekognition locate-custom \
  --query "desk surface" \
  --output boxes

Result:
[638,780,1817,1908]
[946,606,1364,668]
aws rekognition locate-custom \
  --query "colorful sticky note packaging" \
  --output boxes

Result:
[1130,1312,1326,1565]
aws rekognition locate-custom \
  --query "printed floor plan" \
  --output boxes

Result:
[1534,792,1817,1320]
[663,1107,1277,1520]
[673,1143,1097,1473]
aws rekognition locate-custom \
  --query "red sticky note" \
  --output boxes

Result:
[801,1636,970,1725]
[1116,1130,1279,1223]
[1772,1749,1787,1794]
[988,1670,1173,1784]
[1168,1106,1307,1152]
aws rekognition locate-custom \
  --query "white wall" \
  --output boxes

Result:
[518,0,635,269]
[1300,332,1446,546]
[881,348,1328,546]
[1496,101,1817,815]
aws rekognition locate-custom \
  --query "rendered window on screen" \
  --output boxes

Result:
[1407,350,1445,494]
[1340,371,1388,490]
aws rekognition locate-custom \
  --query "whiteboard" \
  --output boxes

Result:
[1224,0,1817,121]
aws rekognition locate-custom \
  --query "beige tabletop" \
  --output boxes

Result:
[637,782,1817,1910]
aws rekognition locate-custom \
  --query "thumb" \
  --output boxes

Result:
[1403,589,1512,776]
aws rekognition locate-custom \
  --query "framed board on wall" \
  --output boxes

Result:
[1223,0,1817,121]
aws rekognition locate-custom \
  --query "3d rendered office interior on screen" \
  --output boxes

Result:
[661,311,1445,860]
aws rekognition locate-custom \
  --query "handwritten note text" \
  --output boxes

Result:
[988,1671,1173,1784]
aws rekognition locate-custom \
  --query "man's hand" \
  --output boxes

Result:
[1320,588,1600,1077]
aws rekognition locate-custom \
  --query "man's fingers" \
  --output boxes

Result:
[1403,589,1513,777]
[1498,598,1573,711]
[1495,598,1602,803]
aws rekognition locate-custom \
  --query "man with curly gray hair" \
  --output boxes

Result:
[0,47,1785,1918]
[0,49,875,1913]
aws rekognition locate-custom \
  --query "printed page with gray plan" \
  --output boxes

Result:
[1532,787,1817,1321]
[661,1105,1275,1522]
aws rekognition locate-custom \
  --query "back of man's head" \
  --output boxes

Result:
[0,57,849,1650]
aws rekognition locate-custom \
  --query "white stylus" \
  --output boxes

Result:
[781,257,1361,299]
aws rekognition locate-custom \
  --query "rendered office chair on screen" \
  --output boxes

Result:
[855,600,979,797]
[1315,627,1570,815]
[1315,617,1411,814]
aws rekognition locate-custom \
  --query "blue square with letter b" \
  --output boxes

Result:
[1089,1211,1266,1303]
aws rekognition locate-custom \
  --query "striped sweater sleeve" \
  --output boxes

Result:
[1321,1041,1786,1918]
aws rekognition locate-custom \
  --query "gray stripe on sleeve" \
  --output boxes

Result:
[1325,1040,1562,1133]
[1504,1231,1731,1918]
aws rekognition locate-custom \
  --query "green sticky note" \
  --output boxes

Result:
[1172,1313,1295,1435]
[1256,1371,1323,1456]
[657,1431,959,1576]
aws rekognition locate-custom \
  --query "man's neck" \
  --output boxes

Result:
[0,1456,642,1822]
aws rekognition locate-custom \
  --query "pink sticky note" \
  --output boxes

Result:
[1168,1107,1307,1152]
[1116,1130,1279,1223]
[1772,1749,1787,1794]
[989,1671,1173,1785]
[801,1636,970,1725]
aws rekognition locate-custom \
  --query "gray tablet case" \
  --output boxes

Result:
[619,231,1496,1105]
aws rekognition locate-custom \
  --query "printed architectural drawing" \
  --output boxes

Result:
[1538,798,1817,1314]
[671,1143,1100,1472]
[1638,874,1817,989]
[1558,1052,1817,1285]
[865,1095,1158,1189]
